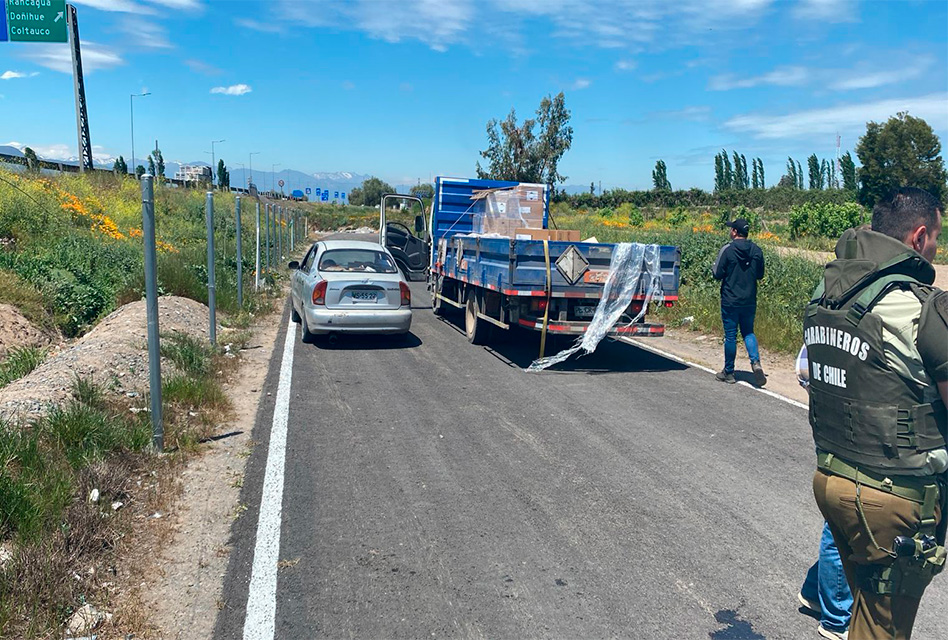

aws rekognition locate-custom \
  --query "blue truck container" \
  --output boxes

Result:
[427,176,681,345]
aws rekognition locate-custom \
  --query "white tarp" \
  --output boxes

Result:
[527,242,664,371]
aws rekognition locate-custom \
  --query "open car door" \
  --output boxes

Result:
[380,193,430,281]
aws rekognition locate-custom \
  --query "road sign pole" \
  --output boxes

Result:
[255,200,261,290]
[235,195,243,308]
[206,192,217,345]
[66,5,93,171]
[141,176,163,450]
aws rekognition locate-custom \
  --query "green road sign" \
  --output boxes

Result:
[4,0,68,43]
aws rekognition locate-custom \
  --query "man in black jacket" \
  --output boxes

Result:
[712,218,767,386]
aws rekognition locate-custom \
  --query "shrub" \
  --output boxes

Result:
[789,202,867,239]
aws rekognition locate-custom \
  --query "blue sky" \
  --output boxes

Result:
[0,0,946,191]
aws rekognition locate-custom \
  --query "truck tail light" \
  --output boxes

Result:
[312,280,327,305]
[399,282,411,306]
[537,299,548,312]
[664,301,674,307]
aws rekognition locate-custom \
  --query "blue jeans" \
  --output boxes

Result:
[721,305,760,373]
[801,521,852,632]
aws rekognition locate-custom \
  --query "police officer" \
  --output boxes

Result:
[808,187,947,638]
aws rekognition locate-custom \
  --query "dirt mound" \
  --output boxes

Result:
[0,303,52,361]
[0,296,210,424]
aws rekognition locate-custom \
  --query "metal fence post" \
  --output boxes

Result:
[290,210,295,251]
[235,195,243,308]
[141,175,163,451]
[206,191,217,345]
[255,200,261,290]
[265,203,271,272]
[278,205,283,262]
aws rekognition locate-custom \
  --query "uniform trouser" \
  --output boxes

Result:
[813,470,941,639]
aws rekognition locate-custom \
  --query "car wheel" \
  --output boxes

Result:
[300,314,315,344]
[465,293,491,345]
[291,299,301,323]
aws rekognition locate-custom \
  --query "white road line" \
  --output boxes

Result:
[243,317,296,640]
[622,337,808,411]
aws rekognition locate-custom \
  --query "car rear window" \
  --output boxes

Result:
[319,249,398,273]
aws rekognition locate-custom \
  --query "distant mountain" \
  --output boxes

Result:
[228,168,368,197]
[0,145,24,157]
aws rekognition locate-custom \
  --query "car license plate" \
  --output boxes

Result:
[575,305,596,318]
[351,291,378,301]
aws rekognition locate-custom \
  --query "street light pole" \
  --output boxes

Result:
[249,151,260,191]
[130,91,150,177]
[209,139,225,189]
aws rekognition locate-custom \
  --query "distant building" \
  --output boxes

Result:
[174,165,212,183]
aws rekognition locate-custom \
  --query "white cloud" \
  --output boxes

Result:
[210,84,252,96]
[235,18,284,33]
[614,60,637,72]
[3,141,117,163]
[653,106,711,121]
[185,59,221,75]
[709,66,809,91]
[571,78,591,90]
[121,17,173,49]
[72,0,142,12]
[1,71,39,80]
[342,81,355,90]
[145,0,202,8]
[28,41,123,74]
[724,93,948,139]
[793,0,857,22]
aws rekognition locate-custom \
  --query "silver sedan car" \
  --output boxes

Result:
[289,240,412,341]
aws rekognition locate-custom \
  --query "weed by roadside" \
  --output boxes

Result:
[0,346,46,389]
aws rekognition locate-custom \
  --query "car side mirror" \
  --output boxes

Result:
[288,260,300,270]
[414,215,424,233]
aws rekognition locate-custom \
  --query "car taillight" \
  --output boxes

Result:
[312,280,327,305]
[399,281,411,306]
[537,299,548,311]
[664,301,674,307]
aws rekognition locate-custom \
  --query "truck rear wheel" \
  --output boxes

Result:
[465,293,492,345]
[432,275,448,317]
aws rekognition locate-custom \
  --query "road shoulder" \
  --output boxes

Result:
[140,308,284,639]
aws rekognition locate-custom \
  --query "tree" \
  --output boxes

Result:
[348,187,364,206]
[797,160,804,190]
[758,158,765,188]
[476,92,573,185]
[751,159,759,189]
[808,154,822,190]
[135,165,146,179]
[113,155,128,175]
[856,111,947,207]
[147,155,157,178]
[150,149,165,179]
[841,152,857,192]
[353,176,394,207]
[652,159,671,191]
[217,159,230,190]
[23,146,39,172]
[410,183,434,200]
[821,159,832,190]
[722,150,733,190]
[714,153,724,192]
[785,157,798,190]
[740,154,749,189]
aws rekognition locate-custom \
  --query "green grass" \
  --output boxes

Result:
[0,346,46,388]
[160,332,213,377]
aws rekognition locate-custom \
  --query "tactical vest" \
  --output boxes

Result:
[804,251,947,473]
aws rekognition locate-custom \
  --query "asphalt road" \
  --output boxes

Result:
[216,254,948,639]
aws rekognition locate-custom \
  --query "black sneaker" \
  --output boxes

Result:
[715,370,736,384]
[752,362,767,387]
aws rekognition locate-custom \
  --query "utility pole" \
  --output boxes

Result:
[130,91,150,176]
[68,5,93,172]
[249,151,260,191]
[208,139,225,189]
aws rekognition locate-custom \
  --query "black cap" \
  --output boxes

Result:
[727,218,750,236]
